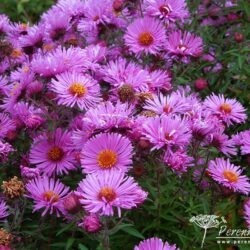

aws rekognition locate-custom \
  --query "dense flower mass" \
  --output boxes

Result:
[0,0,249,248]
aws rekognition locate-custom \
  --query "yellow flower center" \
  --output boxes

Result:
[48,146,64,161]
[97,149,118,169]
[43,190,59,202]
[11,48,22,58]
[138,32,154,46]
[98,187,116,202]
[223,170,238,183]
[69,82,87,97]
[219,103,232,114]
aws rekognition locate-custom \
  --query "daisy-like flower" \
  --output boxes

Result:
[0,200,9,220]
[134,237,179,250]
[244,199,250,229]
[81,133,133,174]
[82,101,133,131]
[147,69,172,91]
[142,115,191,150]
[25,176,70,217]
[50,72,100,110]
[144,93,189,115]
[76,171,147,217]
[208,158,250,194]
[144,0,189,23]
[0,113,16,139]
[124,17,166,55]
[203,93,247,126]
[165,30,203,59]
[29,128,76,176]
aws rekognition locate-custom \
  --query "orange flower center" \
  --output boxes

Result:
[48,146,64,161]
[43,190,59,202]
[98,187,116,202]
[219,103,232,114]
[223,170,238,183]
[11,48,22,58]
[69,82,87,97]
[97,149,118,169]
[138,32,154,46]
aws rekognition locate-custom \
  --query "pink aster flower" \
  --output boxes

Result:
[81,133,133,174]
[31,47,86,77]
[0,76,10,97]
[0,140,14,162]
[165,30,203,60]
[144,93,189,115]
[203,93,247,126]
[25,176,70,217]
[76,171,147,217]
[0,114,16,139]
[147,69,172,91]
[134,237,179,250]
[82,101,133,131]
[244,199,250,229]
[29,128,76,176]
[0,200,9,220]
[208,158,250,194]
[142,115,191,150]
[50,72,100,110]
[20,165,41,180]
[124,17,166,55]
[143,0,189,23]
[164,150,193,174]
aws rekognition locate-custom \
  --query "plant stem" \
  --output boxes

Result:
[102,217,110,250]
[201,228,207,248]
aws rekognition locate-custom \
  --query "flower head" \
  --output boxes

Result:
[1,176,24,199]
[25,176,70,216]
[76,171,147,217]
[203,93,247,126]
[124,17,166,55]
[29,128,76,176]
[0,200,9,220]
[134,237,179,250]
[50,72,100,110]
[208,158,250,194]
[81,133,133,174]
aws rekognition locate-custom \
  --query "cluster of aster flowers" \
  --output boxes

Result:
[0,0,249,248]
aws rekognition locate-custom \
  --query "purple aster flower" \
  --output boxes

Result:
[208,158,250,195]
[0,76,9,97]
[0,200,9,220]
[165,30,203,60]
[0,140,14,162]
[31,47,86,77]
[50,71,100,110]
[0,14,10,34]
[134,237,179,250]
[124,17,166,55]
[164,149,193,174]
[142,115,191,150]
[147,69,172,91]
[76,171,147,217]
[203,93,247,126]
[56,0,85,19]
[25,176,70,217]
[0,114,16,139]
[143,0,189,23]
[20,165,41,180]
[82,101,133,131]
[29,128,76,176]
[13,102,44,129]
[81,133,133,174]
[144,92,189,115]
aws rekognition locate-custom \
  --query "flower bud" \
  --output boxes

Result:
[81,214,102,233]
[194,78,208,91]
[234,32,244,43]
[63,193,82,214]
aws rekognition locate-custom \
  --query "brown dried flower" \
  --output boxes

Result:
[2,176,25,199]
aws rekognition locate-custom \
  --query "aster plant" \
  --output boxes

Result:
[0,0,249,249]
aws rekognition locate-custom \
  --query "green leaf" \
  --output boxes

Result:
[121,226,144,239]
[78,243,88,250]
[56,223,74,236]
[66,238,75,250]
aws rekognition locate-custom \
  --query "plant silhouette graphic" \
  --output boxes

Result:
[190,214,226,248]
